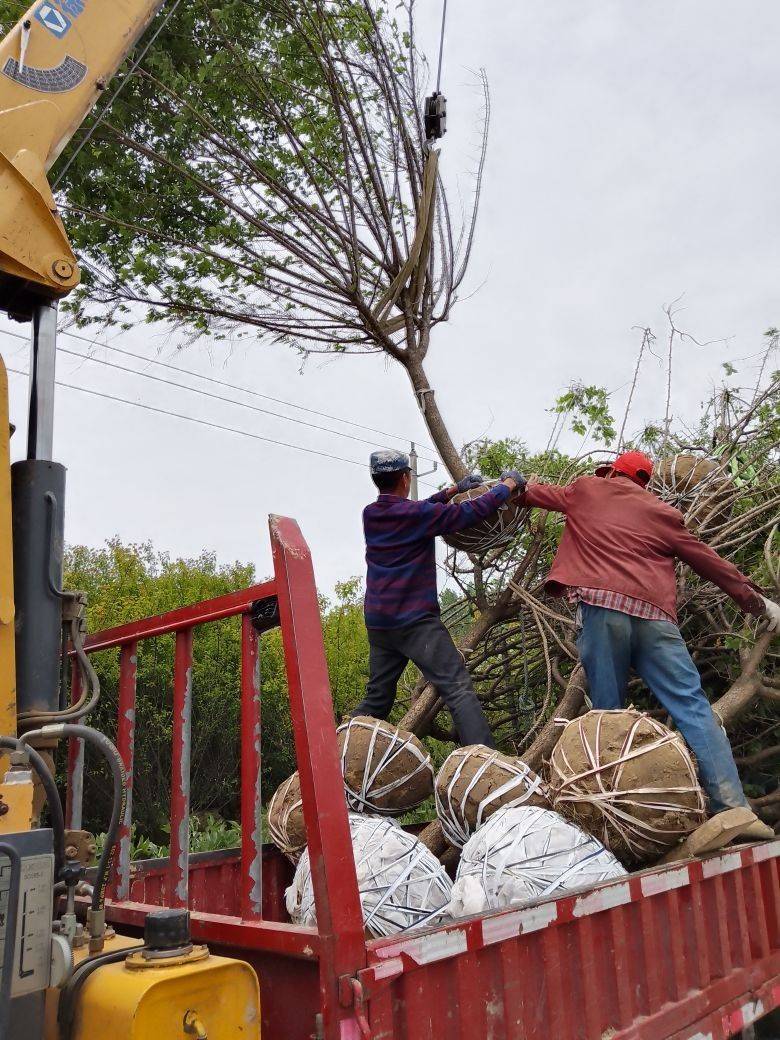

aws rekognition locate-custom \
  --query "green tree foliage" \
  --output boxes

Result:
[62,539,371,841]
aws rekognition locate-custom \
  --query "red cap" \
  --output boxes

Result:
[595,450,654,486]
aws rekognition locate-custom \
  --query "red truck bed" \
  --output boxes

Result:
[68,516,779,1040]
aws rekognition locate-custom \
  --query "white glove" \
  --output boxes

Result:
[761,597,780,632]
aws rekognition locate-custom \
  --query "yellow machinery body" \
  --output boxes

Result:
[71,946,261,1040]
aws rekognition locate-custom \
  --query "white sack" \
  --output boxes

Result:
[286,813,452,937]
[449,805,627,916]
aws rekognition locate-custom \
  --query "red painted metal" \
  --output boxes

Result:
[112,641,137,900]
[240,614,263,921]
[65,661,83,830]
[69,516,780,1040]
[168,627,193,909]
[82,581,274,652]
[270,514,366,1038]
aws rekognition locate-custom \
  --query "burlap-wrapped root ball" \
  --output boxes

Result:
[435,744,551,849]
[653,454,732,531]
[449,805,626,916]
[268,771,306,862]
[441,481,527,554]
[286,814,452,937]
[337,716,433,815]
[548,710,706,865]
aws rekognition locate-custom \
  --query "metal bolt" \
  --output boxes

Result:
[51,259,74,281]
[65,845,78,858]
[0,800,8,817]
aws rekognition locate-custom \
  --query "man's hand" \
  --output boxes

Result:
[500,469,527,493]
[761,596,780,632]
[455,473,484,493]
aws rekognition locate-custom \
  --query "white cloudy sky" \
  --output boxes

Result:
[3,1,778,598]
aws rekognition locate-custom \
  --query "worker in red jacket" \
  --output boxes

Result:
[521,450,780,822]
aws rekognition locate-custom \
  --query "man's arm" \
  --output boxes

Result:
[421,482,513,537]
[519,480,576,514]
[671,519,765,615]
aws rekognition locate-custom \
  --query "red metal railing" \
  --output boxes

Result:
[64,516,367,1031]
[66,576,273,916]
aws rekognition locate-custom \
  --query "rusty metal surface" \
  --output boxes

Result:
[168,627,193,909]
[113,640,137,900]
[240,614,263,921]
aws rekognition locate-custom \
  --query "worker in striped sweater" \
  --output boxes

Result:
[352,449,523,747]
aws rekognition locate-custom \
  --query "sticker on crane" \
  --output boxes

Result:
[34,3,72,37]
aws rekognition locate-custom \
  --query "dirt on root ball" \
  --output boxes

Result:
[548,709,706,865]
[268,770,307,861]
[435,744,550,848]
[337,716,433,815]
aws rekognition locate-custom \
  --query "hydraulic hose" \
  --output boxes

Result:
[58,945,146,1040]
[18,612,100,726]
[23,725,126,913]
[0,736,65,880]
[0,842,21,1039]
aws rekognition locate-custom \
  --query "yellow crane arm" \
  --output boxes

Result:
[0,0,167,313]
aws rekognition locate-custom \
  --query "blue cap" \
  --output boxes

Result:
[370,449,411,475]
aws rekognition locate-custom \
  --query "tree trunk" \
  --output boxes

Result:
[712,631,775,729]
[522,665,587,772]
[403,354,467,481]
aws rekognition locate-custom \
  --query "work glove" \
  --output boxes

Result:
[761,597,780,632]
[455,473,484,493]
[500,469,527,492]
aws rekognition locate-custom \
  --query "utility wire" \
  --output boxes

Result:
[4,364,366,469]
[0,326,440,461]
[4,363,440,488]
[52,0,184,189]
[1,330,417,455]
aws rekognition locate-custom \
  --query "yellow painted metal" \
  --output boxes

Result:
[0,775,34,832]
[72,948,261,1040]
[44,931,144,1038]
[0,0,166,300]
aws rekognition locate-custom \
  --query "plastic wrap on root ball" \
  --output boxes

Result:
[285,814,452,937]
[448,805,627,916]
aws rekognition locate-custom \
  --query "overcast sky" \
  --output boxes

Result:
[3,1,778,599]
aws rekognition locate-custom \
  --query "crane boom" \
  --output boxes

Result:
[0,0,166,314]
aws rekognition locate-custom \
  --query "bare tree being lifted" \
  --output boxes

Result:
[41,0,779,823]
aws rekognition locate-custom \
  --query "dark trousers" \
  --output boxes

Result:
[353,616,495,748]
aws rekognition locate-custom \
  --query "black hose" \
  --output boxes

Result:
[23,725,126,913]
[0,736,65,881]
[18,613,101,725]
[0,842,21,1039]
[58,945,145,1040]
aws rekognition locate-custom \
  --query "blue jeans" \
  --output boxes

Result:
[576,603,747,813]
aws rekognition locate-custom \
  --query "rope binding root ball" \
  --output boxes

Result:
[435,744,550,849]
[548,709,707,865]
[441,480,527,555]
[285,814,452,937]
[449,805,627,916]
[268,770,306,862]
[337,716,433,815]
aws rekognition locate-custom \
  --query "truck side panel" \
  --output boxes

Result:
[362,843,780,1040]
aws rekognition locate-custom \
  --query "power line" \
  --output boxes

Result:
[4,363,441,489]
[1,329,415,456]
[0,325,440,462]
[4,364,367,470]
